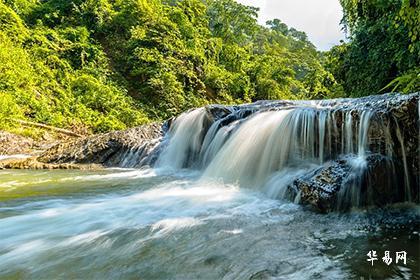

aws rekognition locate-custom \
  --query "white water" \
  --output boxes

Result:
[1,169,418,279]
[318,111,328,163]
[204,110,296,187]
[157,108,208,169]
[344,111,353,154]
[153,106,386,205]
[357,111,372,158]
[0,97,419,278]
[200,119,239,167]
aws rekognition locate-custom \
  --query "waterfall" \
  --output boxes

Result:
[154,94,418,210]
[201,108,334,187]
[357,111,372,158]
[199,119,239,167]
[157,108,208,169]
[203,110,296,187]
[344,111,353,154]
[318,111,327,163]
[157,106,372,192]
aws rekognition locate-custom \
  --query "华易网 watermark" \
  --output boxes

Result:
[367,250,407,266]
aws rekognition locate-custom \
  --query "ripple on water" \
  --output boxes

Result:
[0,170,418,279]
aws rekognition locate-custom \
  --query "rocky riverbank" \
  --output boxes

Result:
[38,122,164,167]
[0,122,163,169]
[1,92,419,212]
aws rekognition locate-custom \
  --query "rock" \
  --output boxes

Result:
[205,105,233,121]
[0,131,34,155]
[287,158,351,212]
[38,122,164,167]
[289,154,404,212]
[0,130,68,156]
[3,93,418,213]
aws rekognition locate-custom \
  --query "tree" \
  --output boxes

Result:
[328,0,420,96]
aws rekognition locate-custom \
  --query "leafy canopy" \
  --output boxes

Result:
[1,0,342,133]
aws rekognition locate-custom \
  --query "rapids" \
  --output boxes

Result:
[0,169,418,279]
[0,93,419,279]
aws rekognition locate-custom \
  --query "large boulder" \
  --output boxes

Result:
[288,154,404,212]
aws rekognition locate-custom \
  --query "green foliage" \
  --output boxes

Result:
[382,69,420,93]
[328,0,420,96]
[0,0,148,133]
[1,0,342,135]
[207,0,259,46]
[0,2,29,42]
[397,0,420,53]
[0,92,23,130]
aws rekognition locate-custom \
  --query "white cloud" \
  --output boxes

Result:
[236,0,346,50]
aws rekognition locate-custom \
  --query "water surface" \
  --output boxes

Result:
[0,169,418,279]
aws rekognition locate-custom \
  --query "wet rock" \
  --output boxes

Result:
[289,154,404,212]
[288,158,350,212]
[205,105,233,121]
[38,123,164,167]
[6,92,418,213]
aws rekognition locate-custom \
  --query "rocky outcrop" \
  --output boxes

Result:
[0,130,68,156]
[1,93,418,212]
[0,131,34,155]
[288,154,403,212]
[37,122,164,167]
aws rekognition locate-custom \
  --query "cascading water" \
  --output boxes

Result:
[344,111,354,154]
[0,94,418,279]
[318,111,327,163]
[157,108,208,169]
[154,95,418,210]
[202,109,320,187]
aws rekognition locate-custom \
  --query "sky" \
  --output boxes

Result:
[235,0,346,51]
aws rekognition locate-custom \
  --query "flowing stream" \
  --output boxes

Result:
[0,169,418,279]
[0,96,419,279]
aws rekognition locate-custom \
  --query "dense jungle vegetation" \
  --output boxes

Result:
[0,0,418,135]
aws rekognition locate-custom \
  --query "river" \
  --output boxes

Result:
[0,169,418,279]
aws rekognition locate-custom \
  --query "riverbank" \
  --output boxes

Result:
[0,121,163,169]
[0,130,79,169]
[1,93,418,212]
